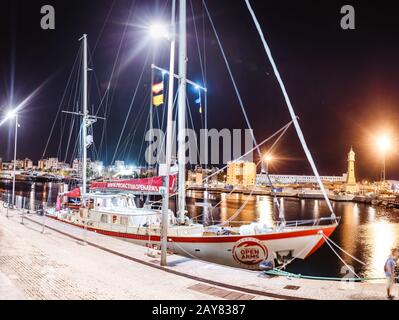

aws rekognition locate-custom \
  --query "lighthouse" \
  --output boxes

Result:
[345,147,359,193]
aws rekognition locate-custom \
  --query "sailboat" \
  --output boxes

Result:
[47,0,338,271]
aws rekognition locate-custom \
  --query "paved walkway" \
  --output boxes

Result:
[0,205,394,300]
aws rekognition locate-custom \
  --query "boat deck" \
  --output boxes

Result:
[0,204,393,300]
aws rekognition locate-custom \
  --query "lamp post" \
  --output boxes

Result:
[377,136,390,182]
[2,109,19,207]
[149,2,176,267]
[12,113,18,208]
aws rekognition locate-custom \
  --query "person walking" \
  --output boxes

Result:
[384,248,399,300]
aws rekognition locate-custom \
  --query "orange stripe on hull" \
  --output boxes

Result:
[48,215,337,246]
[305,226,337,258]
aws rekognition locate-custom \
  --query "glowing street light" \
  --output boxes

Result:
[148,23,170,40]
[377,135,390,153]
[1,108,19,207]
[262,154,273,174]
[6,109,17,121]
[376,135,391,181]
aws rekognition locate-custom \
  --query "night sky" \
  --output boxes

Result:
[1,0,399,180]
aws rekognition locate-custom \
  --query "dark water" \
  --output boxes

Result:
[2,180,398,279]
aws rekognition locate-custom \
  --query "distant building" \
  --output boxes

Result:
[73,158,91,173]
[23,158,33,170]
[227,161,256,187]
[344,147,359,193]
[115,160,125,170]
[256,174,345,185]
[188,166,219,186]
[1,162,13,170]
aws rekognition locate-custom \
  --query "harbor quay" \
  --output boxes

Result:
[2,0,399,308]
[0,203,393,301]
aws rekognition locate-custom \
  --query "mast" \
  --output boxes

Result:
[160,0,176,266]
[81,34,88,196]
[177,0,187,224]
[147,51,155,203]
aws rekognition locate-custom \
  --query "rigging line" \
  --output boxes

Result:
[323,234,361,279]
[91,0,116,56]
[57,112,68,159]
[98,90,110,157]
[64,114,76,163]
[123,89,150,145]
[156,87,180,166]
[186,96,202,164]
[70,123,82,165]
[208,122,291,215]
[202,120,293,183]
[94,0,136,121]
[126,129,137,162]
[202,0,260,156]
[203,0,280,200]
[125,91,151,161]
[218,159,263,226]
[119,90,148,162]
[111,51,150,165]
[59,69,82,160]
[119,133,132,161]
[152,120,293,206]
[220,121,290,225]
[88,45,104,109]
[42,45,81,159]
[244,0,335,216]
[102,0,137,116]
[323,235,366,267]
[193,186,238,222]
[323,235,383,276]
[189,0,205,81]
[275,235,324,271]
[137,109,152,166]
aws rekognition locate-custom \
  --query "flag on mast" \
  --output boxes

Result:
[152,82,164,94]
[152,81,164,107]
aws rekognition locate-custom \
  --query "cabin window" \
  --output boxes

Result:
[120,216,128,226]
[100,214,108,223]
[112,215,118,224]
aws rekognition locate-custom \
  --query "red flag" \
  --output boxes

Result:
[152,82,164,95]
[65,187,81,198]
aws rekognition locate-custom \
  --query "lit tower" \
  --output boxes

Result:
[345,147,359,193]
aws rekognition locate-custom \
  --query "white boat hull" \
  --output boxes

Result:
[48,215,337,270]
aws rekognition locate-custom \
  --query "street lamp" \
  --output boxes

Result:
[148,3,176,267]
[377,135,391,181]
[3,109,19,207]
[148,23,170,40]
[262,154,273,175]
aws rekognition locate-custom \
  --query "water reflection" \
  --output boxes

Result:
[256,196,274,227]
[367,220,396,278]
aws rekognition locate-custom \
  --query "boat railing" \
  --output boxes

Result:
[201,216,340,229]
[281,216,340,228]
